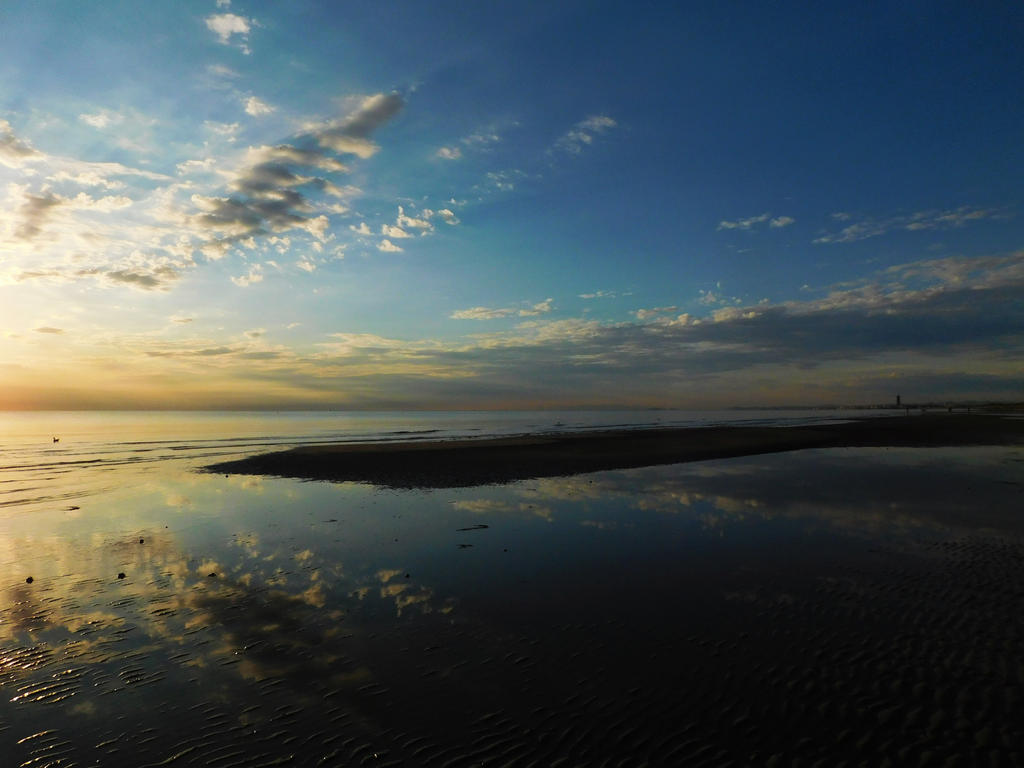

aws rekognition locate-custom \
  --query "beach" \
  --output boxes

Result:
[2,411,1024,765]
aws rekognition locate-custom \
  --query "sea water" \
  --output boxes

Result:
[0,408,888,512]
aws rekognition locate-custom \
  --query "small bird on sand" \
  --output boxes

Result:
[52,437,59,443]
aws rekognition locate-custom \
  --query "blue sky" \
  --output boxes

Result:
[0,1,1021,409]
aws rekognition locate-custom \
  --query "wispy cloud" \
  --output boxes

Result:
[78,109,123,129]
[633,306,678,320]
[555,115,616,155]
[813,206,1003,244]
[579,289,626,300]
[435,127,504,161]
[451,298,553,320]
[717,213,795,231]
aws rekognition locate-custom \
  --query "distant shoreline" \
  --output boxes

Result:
[206,413,1024,489]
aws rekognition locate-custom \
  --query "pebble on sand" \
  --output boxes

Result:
[117,572,126,579]
[25,576,33,584]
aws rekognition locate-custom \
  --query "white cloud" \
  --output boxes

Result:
[556,115,617,154]
[302,214,329,242]
[579,290,616,299]
[206,63,239,80]
[349,222,371,235]
[244,96,275,117]
[176,157,216,175]
[381,224,412,239]
[450,306,515,320]
[462,131,501,147]
[51,170,124,189]
[205,13,253,52]
[451,299,553,320]
[231,264,263,287]
[717,213,770,231]
[204,121,241,142]
[770,216,795,228]
[519,298,553,316]
[436,208,459,226]
[634,306,678,320]
[396,205,432,231]
[79,110,123,129]
[435,146,462,160]
[486,170,517,191]
[377,239,403,252]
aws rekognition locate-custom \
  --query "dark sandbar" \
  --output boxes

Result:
[207,413,1024,488]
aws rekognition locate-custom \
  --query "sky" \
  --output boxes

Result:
[0,0,1022,410]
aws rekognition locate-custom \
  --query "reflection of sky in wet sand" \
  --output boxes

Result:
[2,445,1023,764]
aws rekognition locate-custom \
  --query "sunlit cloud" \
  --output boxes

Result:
[450,298,553,319]
[306,93,404,159]
[0,119,41,167]
[205,13,254,54]
[244,96,275,117]
[78,110,123,129]
[231,264,263,287]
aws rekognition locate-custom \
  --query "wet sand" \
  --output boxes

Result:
[207,413,1024,487]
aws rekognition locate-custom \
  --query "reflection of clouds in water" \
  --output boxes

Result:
[375,568,456,617]
[0,513,456,696]
[452,498,554,522]
[581,520,627,531]
[503,447,1024,539]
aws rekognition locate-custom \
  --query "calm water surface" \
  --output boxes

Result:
[1,411,1021,765]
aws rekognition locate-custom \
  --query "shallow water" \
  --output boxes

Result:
[0,408,891,513]
[1,419,1022,765]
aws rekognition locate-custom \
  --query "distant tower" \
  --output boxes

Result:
[896,394,901,407]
